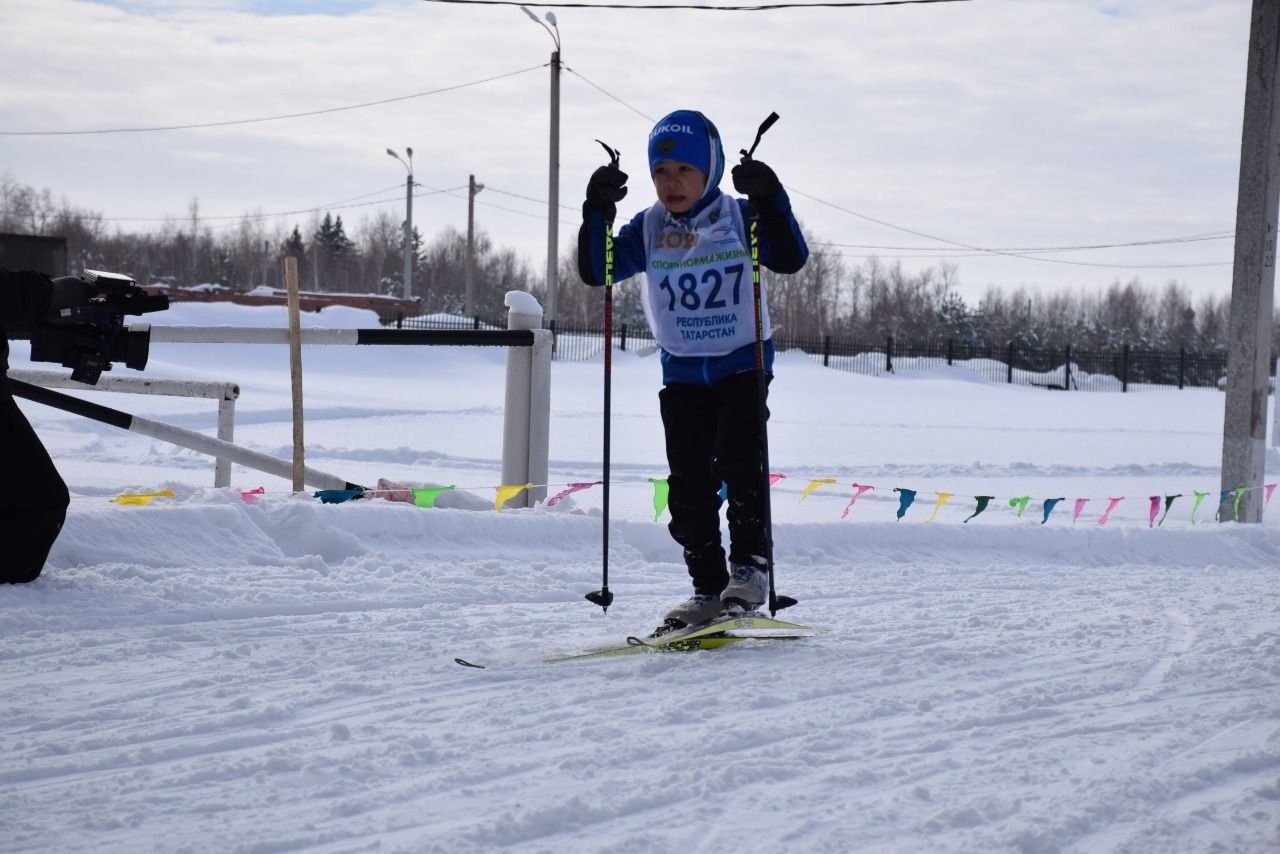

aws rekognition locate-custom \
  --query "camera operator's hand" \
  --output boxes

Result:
[46,276,96,323]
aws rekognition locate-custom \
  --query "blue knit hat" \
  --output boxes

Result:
[647,109,724,199]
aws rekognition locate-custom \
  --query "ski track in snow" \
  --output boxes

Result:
[2,500,1278,854]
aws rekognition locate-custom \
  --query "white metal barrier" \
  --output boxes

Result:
[10,369,242,487]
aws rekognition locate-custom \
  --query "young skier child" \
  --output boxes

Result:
[578,109,808,627]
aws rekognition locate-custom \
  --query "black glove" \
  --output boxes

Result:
[586,163,628,210]
[731,158,782,200]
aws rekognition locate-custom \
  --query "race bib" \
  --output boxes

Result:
[640,195,770,357]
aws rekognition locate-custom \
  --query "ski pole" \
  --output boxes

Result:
[740,112,795,617]
[585,140,621,613]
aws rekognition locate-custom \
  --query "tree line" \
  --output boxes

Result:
[3,173,1274,355]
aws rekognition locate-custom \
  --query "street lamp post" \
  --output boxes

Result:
[387,147,415,302]
[522,6,560,326]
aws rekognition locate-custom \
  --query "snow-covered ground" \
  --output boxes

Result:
[2,302,1278,853]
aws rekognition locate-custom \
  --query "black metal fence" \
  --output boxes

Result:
[384,311,1246,393]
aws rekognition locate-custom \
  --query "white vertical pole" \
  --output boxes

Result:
[215,393,235,488]
[502,291,546,508]
[527,328,552,506]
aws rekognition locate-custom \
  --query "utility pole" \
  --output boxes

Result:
[1220,0,1280,523]
[547,43,561,326]
[387,147,415,302]
[466,174,485,318]
[522,6,561,327]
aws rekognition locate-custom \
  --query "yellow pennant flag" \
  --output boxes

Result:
[926,492,954,523]
[112,489,176,506]
[800,478,837,502]
[495,483,532,512]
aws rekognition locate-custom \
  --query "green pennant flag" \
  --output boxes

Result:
[964,496,994,523]
[1232,486,1248,522]
[649,477,670,521]
[412,486,456,508]
[1158,494,1180,526]
[1190,490,1209,525]
[1008,495,1031,518]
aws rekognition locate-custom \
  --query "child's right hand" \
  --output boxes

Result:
[586,164,629,209]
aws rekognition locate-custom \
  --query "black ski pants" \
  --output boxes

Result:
[1,377,68,583]
[659,370,770,593]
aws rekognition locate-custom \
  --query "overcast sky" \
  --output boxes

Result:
[0,0,1253,303]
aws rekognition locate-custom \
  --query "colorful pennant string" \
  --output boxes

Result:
[107,470,1279,528]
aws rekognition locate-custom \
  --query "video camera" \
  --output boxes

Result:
[29,269,169,385]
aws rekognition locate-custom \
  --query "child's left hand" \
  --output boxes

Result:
[731,159,782,200]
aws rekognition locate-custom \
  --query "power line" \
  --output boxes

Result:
[26,186,468,232]
[564,67,656,122]
[788,187,1233,270]
[0,65,547,136]
[811,231,1235,255]
[485,184,579,212]
[420,0,973,10]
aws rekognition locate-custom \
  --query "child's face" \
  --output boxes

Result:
[651,160,707,214]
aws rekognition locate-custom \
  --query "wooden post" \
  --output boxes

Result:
[285,256,305,493]
[1221,0,1280,523]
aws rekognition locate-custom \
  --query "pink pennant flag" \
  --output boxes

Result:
[1072,498,1088,525]
[769,473,786,486]
[1266,483,1277,506]
[240,486,265,503]
[1148,496,1160,528]
[547,481,603,507]
[840,483,875,519]
[1098,497,1124,526]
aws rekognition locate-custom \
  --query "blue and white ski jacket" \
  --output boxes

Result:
[578,185,808,387]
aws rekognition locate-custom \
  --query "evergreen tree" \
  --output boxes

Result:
[284,226,305,257]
